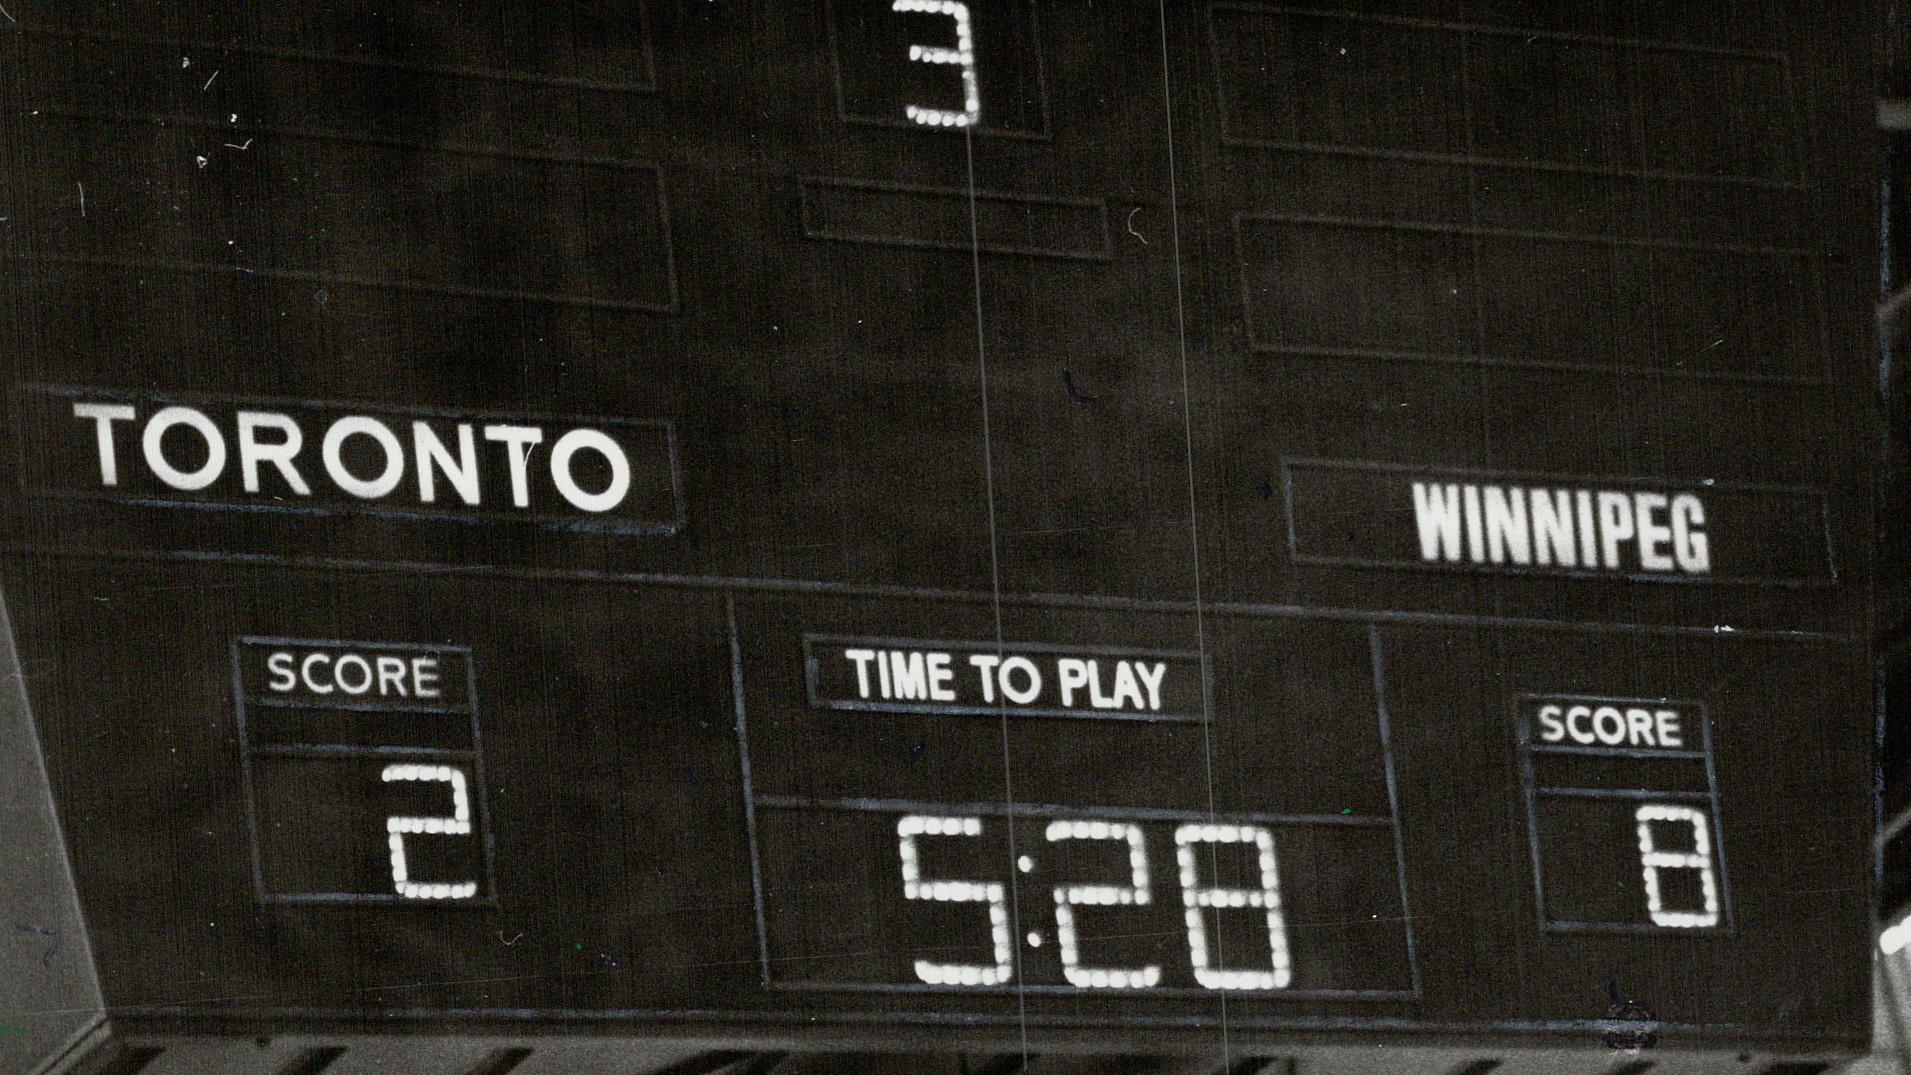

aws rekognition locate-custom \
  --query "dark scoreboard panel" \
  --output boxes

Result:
[0,0,1880,1062]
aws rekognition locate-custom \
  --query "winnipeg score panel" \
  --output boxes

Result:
[0,0,1879,1064]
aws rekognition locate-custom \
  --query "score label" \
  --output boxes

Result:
[804,635,1206,722]
[1517,694,1729,932]
[233,637,496,906]
[241,644,469,709]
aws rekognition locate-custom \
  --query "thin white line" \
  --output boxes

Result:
[960,124,1030,1062]
[1159,2,1231,1062]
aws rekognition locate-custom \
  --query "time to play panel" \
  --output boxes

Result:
[729,592,1419,1015]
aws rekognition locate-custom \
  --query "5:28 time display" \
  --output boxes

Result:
[895,813,1288,991]
[751,799,1419,997]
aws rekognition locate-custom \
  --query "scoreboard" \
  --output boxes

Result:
[0,0,1883,1066]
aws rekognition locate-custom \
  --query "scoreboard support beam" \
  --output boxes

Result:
[1881,99,1911,133]
[0,584,106,1075]
[1879,283,1911,345]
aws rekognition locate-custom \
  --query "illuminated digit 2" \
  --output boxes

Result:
[381,763,478,901]
[892,0,980,128]
[897,814,1012,985]
[1174,824,1291,990]
[1045,820,1160,989]
[1634,803,1720,928]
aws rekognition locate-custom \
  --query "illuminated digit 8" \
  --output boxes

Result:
[893,0,980,128]
[381,763,478,901]
[897,814,1012,986]
[1634,803,1720,928]
[1044,819,1160,989]
[1174,823,1291,990]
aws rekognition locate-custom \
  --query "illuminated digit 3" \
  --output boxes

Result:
[1045,820,1160,989]
[893,0,980,128]
[381,763,478,901]
[897,814,1012,986]
[1174,823,1291,990]
[1634,803,1720,928]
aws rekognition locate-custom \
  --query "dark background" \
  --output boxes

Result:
[0,0,1881,1058]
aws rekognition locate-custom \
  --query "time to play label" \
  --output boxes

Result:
[803,635,1208,723]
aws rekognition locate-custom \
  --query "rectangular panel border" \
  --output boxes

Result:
[1232,211,1827,385]
[1280,457,1837,587]
[1513,692,1733,935]
[4,113,679,315]
[801,632,1210,723]
[231,635,500,908]
[733,605,1424,1002]
[824,0,1052,140]
[800,177,1112,262]
[1205,3,1803,190]
[13,384,688,537]
[8,19,659,94]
